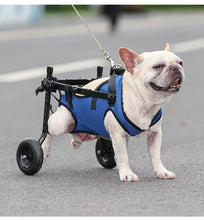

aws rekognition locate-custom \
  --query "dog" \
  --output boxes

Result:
[42,43,185,182]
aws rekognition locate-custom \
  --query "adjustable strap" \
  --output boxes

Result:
[91,67,125,109]
[91,70,116,109]
[108,69,116,107]
[91,97,97,110]
[64,83,116,110]
[91,81,106,110]
[107,67,125,107]
[65,85,74,109]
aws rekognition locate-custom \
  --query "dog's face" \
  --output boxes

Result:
[119,44,185,100]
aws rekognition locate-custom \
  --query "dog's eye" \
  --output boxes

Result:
[153,64,164,69]
[179,61,183,66]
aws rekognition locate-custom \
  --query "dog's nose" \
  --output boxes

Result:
[169,65,180,75]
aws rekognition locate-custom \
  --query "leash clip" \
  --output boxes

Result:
[103,49,123,70]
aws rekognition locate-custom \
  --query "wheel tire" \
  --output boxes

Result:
[95,138,116,169]
[16,138,43,175]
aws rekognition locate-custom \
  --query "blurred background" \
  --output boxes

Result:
[0,4,204,216]
[0,5,204,74]
[0,5,204,29]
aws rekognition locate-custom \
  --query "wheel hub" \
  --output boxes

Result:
[20,148,34,169]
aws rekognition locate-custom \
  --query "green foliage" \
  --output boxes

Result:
[46,5,90,13]
[45,5,204,16]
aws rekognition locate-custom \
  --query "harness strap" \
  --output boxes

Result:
[91,80,108,110]
[150,109,162,127]
[91,96,97,110]
[108,71,116,107]
[91,68,125,110]
[63,83,116,110]
[108,67,125,107]
[65,85,73,109]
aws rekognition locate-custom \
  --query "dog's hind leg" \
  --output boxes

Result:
[71,134,83,149]
[41,133,52,158]
[41,106,75,158]
[71,133,97,149]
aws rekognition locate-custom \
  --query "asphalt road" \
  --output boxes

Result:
[0,11,204,216]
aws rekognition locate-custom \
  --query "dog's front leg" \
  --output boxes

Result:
[147,121,176,179]
[105,111,140,182]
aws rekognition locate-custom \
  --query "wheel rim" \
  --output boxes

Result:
[19,147,34,169]
[95,139,116,169]
[96,141,114,163]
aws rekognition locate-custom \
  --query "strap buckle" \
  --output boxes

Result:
[108,93,116,107]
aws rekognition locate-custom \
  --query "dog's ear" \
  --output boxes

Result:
[164,43,171,52]
[119,48,143,74]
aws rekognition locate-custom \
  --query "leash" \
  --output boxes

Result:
[72,5,122,69]
[72,5,125,107]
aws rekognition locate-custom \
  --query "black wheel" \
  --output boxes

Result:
[95,138,116,169]
[16,138,43,175]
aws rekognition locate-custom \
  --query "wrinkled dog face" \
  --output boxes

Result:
[119,44,185,99]
[143,51,184,95]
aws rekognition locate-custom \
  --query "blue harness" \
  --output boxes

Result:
[60,75,162,138]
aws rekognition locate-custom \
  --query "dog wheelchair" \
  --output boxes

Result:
[16,64,125,175]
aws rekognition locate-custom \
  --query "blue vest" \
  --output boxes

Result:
[60,76,162,138]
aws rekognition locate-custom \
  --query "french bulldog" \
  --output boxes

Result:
[42,43,184,182]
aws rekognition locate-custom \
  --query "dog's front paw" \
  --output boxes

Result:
[119,170,140,182]
[154,168,176,179]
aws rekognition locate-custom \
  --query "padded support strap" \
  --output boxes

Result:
[65,85,73,109]
[108,71,116,107]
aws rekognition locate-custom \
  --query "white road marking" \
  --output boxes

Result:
[0,29,203,83]
[172,38,204,53]
[0,37,203,83]
[0,14,200,42]
[0,23,107,42]
[0,58,105,83]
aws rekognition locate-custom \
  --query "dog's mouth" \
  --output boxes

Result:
[150,78,182,92]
